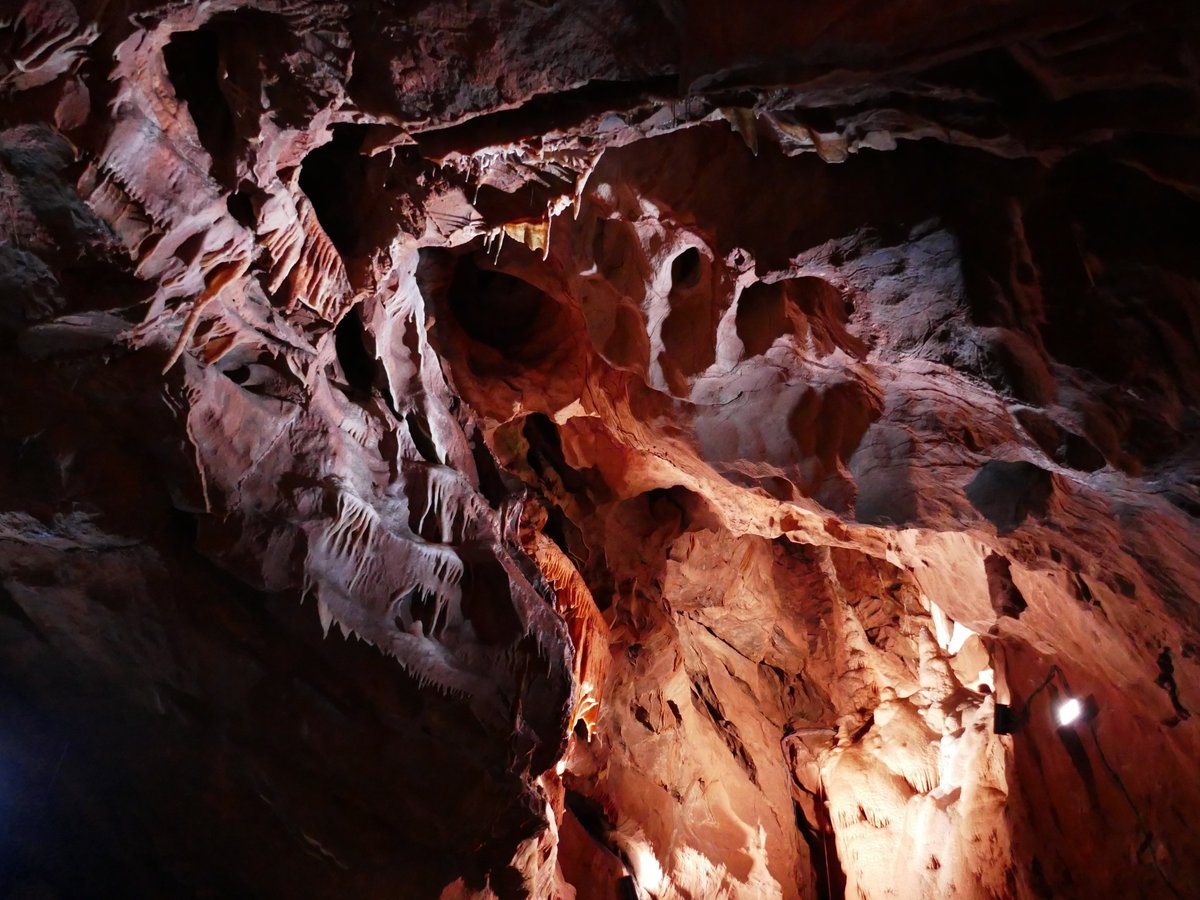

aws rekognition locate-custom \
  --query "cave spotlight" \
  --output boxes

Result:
[993,665,1092,734]
[1055,696,1084,727]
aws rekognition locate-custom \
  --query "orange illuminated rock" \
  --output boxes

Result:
[0,1,1198,898]
[516,500,612,739]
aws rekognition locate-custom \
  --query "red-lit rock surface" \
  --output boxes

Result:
[2,1,1199,897]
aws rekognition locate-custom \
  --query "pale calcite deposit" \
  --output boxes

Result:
[1,1,1198,898]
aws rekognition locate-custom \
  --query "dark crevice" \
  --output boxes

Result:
[563,788,640,899]
[1156,647,1191,721]
[405,411,441,464]
[223,365,250,385]
[984,553,1028,618]
[216,356,307,404]
[564,789,613,842]
[691,673,760,787]
[173,232,206,268]
[394,584,459,641]
[1073,573,1099,609]
[470,435,524,509]
[523,413,587,494]
[847,714,875,744]
[458,548,523,645]
[670,246,702,289]
[541,505,572,558]
[160,683,215,726]
[643,485,721,533]
[666,699,682,725]
[1062,431,1106,473]
[694,616,756,665]
[299,125,369,256]
[163,28,236,186]
[411,76,680,158]
[1014,409,1106,473]
[333,307,376,396]
[166,506,200,551]
[504,526,559,612]
[542,505,591,579]
[471,175,574,227]
[563,786,644,900]
[793,799,846,900]
[226,191,256,230]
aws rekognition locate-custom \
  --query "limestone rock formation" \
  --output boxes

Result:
[2,1,1199,897]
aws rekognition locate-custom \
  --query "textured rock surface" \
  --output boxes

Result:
[2,1,1199,897]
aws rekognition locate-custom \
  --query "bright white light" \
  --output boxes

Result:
[629,841,664,893]
[947,621,974,655]
[555,760,567,775]
[1056,697,1083,726]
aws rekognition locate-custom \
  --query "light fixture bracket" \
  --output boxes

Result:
[993,665,1092,734]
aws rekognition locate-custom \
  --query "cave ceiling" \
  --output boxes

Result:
[2,1,1200,898]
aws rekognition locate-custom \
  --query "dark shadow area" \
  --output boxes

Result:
[966,460,1053,532]
[985,552,1028,618]
[405,410,441,464]
[411,76,679,158]
[458,544,524,645]
[523,413,588,495]
[793,799,846,900]
[226,190,257,230]
[333,306,376,395]
[671,246,702,289]
[163,28,235,182]
[446,256,571,369]
[299,125,370,256]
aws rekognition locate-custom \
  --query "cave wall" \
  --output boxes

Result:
[2,1,1199,898]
